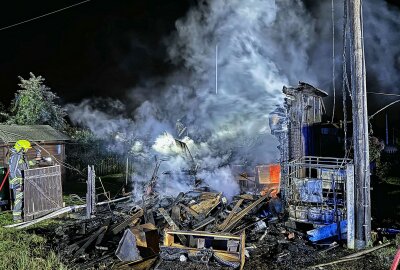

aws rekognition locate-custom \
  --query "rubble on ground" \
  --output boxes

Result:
[26,188,397,270]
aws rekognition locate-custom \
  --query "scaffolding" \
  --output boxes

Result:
[283,156,353,226]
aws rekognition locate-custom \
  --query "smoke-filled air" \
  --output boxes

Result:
[66,0,400,200]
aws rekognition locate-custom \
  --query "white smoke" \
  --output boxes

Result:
[67,0,400,199]
[363,0,400,94]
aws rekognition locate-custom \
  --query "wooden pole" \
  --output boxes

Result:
[86,165,96,219]
[348,0,371,248]
[346,164,355,249]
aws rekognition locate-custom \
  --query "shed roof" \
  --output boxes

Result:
[283,81,328,97]
[0,125,70,144]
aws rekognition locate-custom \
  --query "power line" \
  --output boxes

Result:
[369,99,400,120]
[0,0,91,32]
[367,91,400,97]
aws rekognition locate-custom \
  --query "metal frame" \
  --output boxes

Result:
[283,156,353,226]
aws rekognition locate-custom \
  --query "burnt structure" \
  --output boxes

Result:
[283,82,328,160]
[270,82,328,198]
[271,83,354,240]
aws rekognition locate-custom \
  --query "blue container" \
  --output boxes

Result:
[322,209,334,224]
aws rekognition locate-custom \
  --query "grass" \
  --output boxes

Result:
[0,173,127,270]
[0,212,68,270]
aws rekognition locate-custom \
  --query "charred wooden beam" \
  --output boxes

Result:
[193,216,215,231]
[222,195,268,232]
[179,203,199,219]
[158,208,186,244]
[75,225,108,255]
[111,209,143,235]
[217,199,244,231]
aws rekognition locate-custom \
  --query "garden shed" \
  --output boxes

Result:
[0,125,70,180]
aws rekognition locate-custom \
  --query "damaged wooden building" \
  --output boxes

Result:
[270,82,355,245]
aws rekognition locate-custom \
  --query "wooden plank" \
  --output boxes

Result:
[222,195,268,232]
[179,203,199,218]
[217,199,243,231]
[240,231,246,270]
[75,226,108,255]
[158,208,186,244]
[171,205,181,224]
[214,252,240,261]
[144,209,155,225]
[111,209,143,235]
[206,194,222,216]
[164,230,241,240]
[164,230,175,246]
[95,219,111,246]
[193,217,215,231]
[162,230,246,269]
[23,175,31,221]
[86,165,94,219]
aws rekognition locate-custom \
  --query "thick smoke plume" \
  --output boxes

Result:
[67,0,400,199]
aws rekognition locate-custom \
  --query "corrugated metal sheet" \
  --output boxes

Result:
[0,125,69,144]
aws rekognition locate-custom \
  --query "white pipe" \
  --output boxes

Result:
[5,196,131,229]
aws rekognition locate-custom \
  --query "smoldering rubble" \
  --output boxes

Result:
[19,174,397,270]
[22,184,314,270]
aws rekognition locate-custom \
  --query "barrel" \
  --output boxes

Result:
[308,208,322,222]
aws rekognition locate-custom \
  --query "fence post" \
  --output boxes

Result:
[86,165,96,219]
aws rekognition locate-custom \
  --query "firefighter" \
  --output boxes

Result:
[8,140,34,222]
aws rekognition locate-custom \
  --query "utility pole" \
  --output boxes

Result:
[348,0,371,248]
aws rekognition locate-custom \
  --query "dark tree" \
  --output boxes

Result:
[8,73,66,130]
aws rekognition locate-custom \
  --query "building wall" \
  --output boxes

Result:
[287,93,324,161]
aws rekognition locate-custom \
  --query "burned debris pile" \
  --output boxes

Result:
[22,185,398,270]
[31,187,300,270]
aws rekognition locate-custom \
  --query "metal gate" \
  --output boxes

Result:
[23,165,63,221]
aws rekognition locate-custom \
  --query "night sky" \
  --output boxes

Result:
[0,0,399,138]
[0,0,194,104]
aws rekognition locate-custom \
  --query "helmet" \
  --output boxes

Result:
[14,140,32,152]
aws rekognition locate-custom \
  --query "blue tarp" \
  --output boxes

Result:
[307,220,347,242]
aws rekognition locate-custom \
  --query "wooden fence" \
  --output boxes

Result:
[23,165,63,221]
[95,156,137,179]
[95,155,126,176]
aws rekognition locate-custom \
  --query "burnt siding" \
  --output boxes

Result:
[287,93,324,161]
